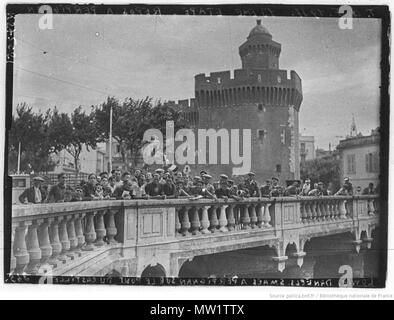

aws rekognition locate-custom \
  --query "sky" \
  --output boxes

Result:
[13,14,381,149]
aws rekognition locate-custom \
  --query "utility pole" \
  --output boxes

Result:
[109,104,113,174]
[17,142,21,174]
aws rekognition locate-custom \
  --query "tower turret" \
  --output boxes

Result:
[239,20,281,70]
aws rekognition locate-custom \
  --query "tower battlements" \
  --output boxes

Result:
[194,69,302,110]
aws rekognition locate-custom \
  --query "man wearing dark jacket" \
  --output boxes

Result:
[46,173,71,203]
[19,176,45,204]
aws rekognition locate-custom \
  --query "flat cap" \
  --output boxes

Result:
[203,174,212,179]
[32,176,44,181]
[272,177,279,181]
[155,168,164,173]
[248,172,255,176]
[220,174,228,180]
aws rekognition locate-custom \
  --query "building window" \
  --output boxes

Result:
[217,77,221,84]
[347,154,356,174]
[300,142,306,154]
[257,129,267,140]
[258,103,263,111]
[258,74,262,82]
[276,164,281,173]
[366,152,379,173]
[116,145,121,154]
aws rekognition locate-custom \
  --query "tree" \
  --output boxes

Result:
[94,97,186,168]
[8,103,57,173]
[48,106,98,174]
[300,156,341,192]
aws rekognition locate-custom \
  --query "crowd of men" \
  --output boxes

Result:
[18,167,378,205]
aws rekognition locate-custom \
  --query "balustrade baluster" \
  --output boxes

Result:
[249,204,257,228]
[175,207,182,235]
[219,205,229,232]
[74,213,85,254]
[316,201,322,221]
[256,204,264,227]
[209,206,219,233]
[368,199,376,216]
[48,217,62,267]
[234,205,241,230]
[190,206,201,235]
[263,203,272,227]
[58,216,71,262]
[25,220,42,274]
[300,202,307,223]
[180,207,191,236]
[326,201,333,220]
[320,201,326,221]
[227,205,236,231]
[82,211,97,251]
[10,229,16,273]
[241,205,251,229]
[306,201,312,222]
[339,199,347,219]
[333,200,339,219]
[311,201,318,221]
[95,210,107,246]
[13,222,29,274]
[67,216,78,257]
[38,219,52,267]
[200,206,211,234]
[106,210,118,244]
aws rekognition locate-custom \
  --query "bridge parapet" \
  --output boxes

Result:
[9,195,380,276]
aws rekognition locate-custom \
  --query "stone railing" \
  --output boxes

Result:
[11,201,123,275]
[9,195,380,275]
[172,199,273,236]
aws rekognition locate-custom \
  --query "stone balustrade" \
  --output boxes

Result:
[9,195,380,276]
[11,201,123,275]
[174,199,273,237]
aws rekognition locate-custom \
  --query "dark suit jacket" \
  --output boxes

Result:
[18,187,43,204]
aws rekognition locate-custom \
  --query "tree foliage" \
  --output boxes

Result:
[8,103,56,173]
[300,156,341,191]
[47,106,98,173]
[9,96,187,174]
[94,97,186,167]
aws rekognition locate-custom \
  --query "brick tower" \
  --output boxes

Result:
[175,20,303,184]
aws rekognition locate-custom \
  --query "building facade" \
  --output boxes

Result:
[299,135,315,162]
[337,128,380,190]
[51,144,106,175]
[173,20,303,184]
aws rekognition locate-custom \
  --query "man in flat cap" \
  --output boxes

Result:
[46,173,72,203]
[260,179,272,197]
[270,177,284,197]
[299,178,311,196]
[202,174,215,195]
[284,180,301,196]
[245,172,261,198]
[19,176,45,204]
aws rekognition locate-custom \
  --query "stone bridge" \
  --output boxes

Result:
[9,195,380,278]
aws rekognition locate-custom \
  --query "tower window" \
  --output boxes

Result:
[257,129,267,140]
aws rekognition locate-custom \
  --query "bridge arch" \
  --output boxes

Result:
[141,263,166,278]
[105,270,122,278]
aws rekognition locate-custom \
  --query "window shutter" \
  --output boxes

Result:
[365,154,369,172]
[373,152,379,172]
